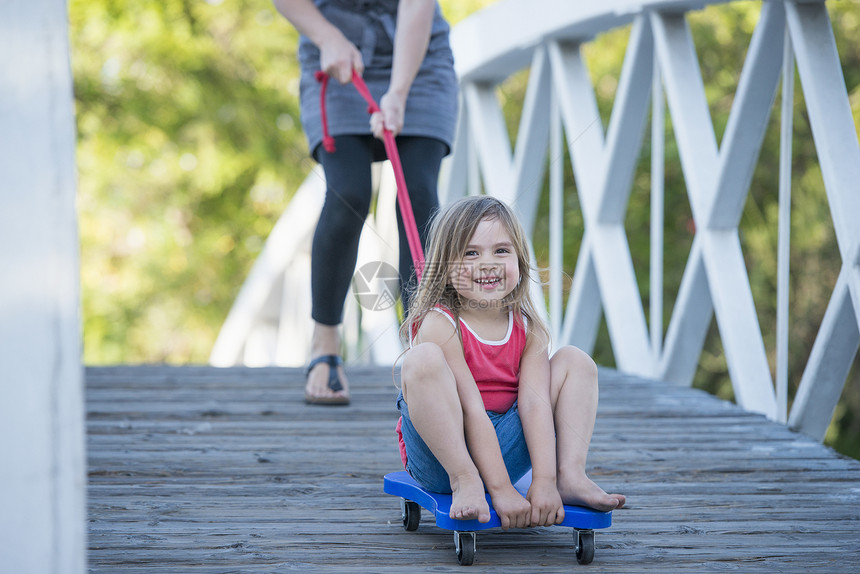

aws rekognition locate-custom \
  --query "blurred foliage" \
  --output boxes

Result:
[72,0,312,362]
[71,0,494,363]
[71,1,858,458]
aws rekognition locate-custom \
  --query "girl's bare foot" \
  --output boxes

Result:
[557,470,624,512]
[449,473,491,523]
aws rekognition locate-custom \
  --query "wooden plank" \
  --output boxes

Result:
[86,366,860,572]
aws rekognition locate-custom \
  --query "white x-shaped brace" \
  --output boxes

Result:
[452,21,657,374]
[652,2,860,424]
[448,2,859,424]
[782,3,860,439]
[648,5,790,419]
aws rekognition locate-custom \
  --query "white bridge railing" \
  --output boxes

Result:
[211,0,860,443]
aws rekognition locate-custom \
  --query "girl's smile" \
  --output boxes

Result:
[450,217,520,309]
[475,276,502,289]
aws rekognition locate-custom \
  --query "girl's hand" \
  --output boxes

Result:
[319,32,363,84]
[526,478,565,526]
[371,91,406,139]
[490,486,531,530]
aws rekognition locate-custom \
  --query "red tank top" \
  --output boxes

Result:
[397,307,527,467]
[429,307,526,413]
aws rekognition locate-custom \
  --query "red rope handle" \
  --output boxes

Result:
[314,71,337,153]
[315,70,425,281]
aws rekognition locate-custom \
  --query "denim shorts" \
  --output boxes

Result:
[396,391,532,493]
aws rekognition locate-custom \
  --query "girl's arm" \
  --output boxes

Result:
[272,0,363,84]
[371,0,437,138]
[416,313,531,530]
[518,328,565,526]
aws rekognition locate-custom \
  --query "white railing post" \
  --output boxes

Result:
[549,83,564,342]
[776,26,795,424]
[0,1,87,571]
[650,50,665,359]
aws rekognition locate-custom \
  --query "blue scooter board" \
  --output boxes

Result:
[384,470,612,565]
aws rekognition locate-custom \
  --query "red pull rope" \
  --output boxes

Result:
[315,70,425,281]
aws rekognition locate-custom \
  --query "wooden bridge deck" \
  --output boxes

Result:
[86,365,860,572]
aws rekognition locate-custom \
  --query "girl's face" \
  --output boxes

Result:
[449,217,520,311]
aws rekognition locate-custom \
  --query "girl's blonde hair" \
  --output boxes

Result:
[402,195,550,346]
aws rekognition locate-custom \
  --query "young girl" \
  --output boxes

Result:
[396,196,625,529]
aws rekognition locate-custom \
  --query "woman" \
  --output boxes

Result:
[272,0,458,405]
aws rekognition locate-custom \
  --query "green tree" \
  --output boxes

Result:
[72,0,311,362]
[71,0,494,363]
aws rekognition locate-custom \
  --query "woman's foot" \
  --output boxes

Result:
[557,470,625,512]
[304,324,349,405]
[304,355,349,405]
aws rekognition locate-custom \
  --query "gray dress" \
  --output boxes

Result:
[298,0,459,159]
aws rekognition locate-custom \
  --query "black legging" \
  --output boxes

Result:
[312,135,445,326]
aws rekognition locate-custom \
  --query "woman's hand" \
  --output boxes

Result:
[371,90,407,139]
[526,477,565,526]
[272,0,363,84]
[319,31,363,84]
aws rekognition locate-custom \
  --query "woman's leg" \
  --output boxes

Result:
[401,343,491,522]
[391,137,444,314]
[549,346,626,511]
[306,136,374,400]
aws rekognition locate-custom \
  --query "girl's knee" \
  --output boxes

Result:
[551,345,598,381]
[402,342,449,383]
[401,343,454,404]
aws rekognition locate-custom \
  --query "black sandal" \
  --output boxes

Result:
[304,355,350,405]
